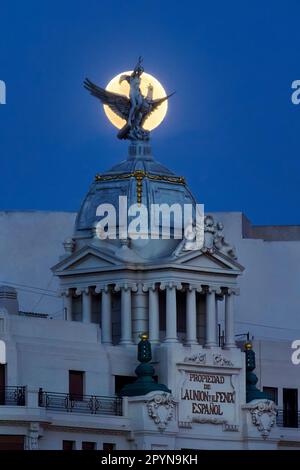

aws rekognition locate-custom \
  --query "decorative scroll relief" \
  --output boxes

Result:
[147,393,176,432]
[244,400,277,439]
[178,370,236,427]
[213,354,234,367]
[183,353,234,368]
[184,353,206,365]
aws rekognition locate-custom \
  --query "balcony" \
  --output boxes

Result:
[38,390,123,417]
[0,386,26,406]
[277,409,300,428]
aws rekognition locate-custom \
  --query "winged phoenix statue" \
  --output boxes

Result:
[84,57,174,141]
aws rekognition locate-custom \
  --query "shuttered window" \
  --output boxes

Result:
[69,370,84,401]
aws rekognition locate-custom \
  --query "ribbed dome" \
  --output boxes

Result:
[75,143,197,235]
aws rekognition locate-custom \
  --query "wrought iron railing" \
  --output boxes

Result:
[38,390,122,416]
[276,409,300,428]
[0,386,26,406]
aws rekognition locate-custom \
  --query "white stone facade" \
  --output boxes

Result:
[0,149,299,450]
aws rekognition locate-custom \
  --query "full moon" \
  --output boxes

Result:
[104,71,168,131]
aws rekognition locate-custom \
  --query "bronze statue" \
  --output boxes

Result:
[84,57,173,141]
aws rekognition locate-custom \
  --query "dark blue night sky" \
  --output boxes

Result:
[0,1,299,224]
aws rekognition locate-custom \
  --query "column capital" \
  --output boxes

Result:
[187,284,203,293]
[95,284,111,294]
[160,281,182,291]
[142,282,157,293]
[60,288,72,297]
[207,285,222,295]
[75,286,91,296]
[95,285,102,294]
[227,287,240,296]
[114,282,138,292]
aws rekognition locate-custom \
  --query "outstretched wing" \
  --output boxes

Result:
[141,92,175,126]
[84,78,130,120]
[151,93,175,112]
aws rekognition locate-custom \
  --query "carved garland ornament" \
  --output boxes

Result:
[95,171,186,205]
[147,393,176,431]
[247,400,277,439]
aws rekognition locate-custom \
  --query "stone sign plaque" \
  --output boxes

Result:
[178,369,236,426]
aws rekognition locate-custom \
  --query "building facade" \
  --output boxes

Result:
[0,142,299,450]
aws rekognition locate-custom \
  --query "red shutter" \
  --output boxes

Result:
[69,371,84,401]
[63,440,75,450]
[0,435,24,450]
[82,441,95,450]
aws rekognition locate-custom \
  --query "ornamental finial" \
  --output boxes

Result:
[120,334,171,397]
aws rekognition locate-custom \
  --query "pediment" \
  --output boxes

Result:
[52,245,120,274]
[173,249,244,273]
[67,253,115,270]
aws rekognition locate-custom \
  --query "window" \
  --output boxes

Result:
[283,388,298,428]
[263,387,278,404]
[82,441,96,450]
[103,443,116,452]
[0,435,24,450]
[69,370,84,401]
[63,440,75,450]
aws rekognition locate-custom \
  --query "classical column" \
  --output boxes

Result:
[120,284,133,345]
[224,289,237,349]
[63,289,72,321]
[205,287,218,348]
[215,295,219,346]
[164,283,179,343]
[148,284,160,344]
[132,283,148,343]
[186,286,198,345]
[101,286,112,344]
[82,288,92,323]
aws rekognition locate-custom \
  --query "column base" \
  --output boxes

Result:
[185,340,199,346]
[205,343,218,349]
[119,340,134,346]
[164,338,179,343]
[223,343,237,350]
[102,341,113,346]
